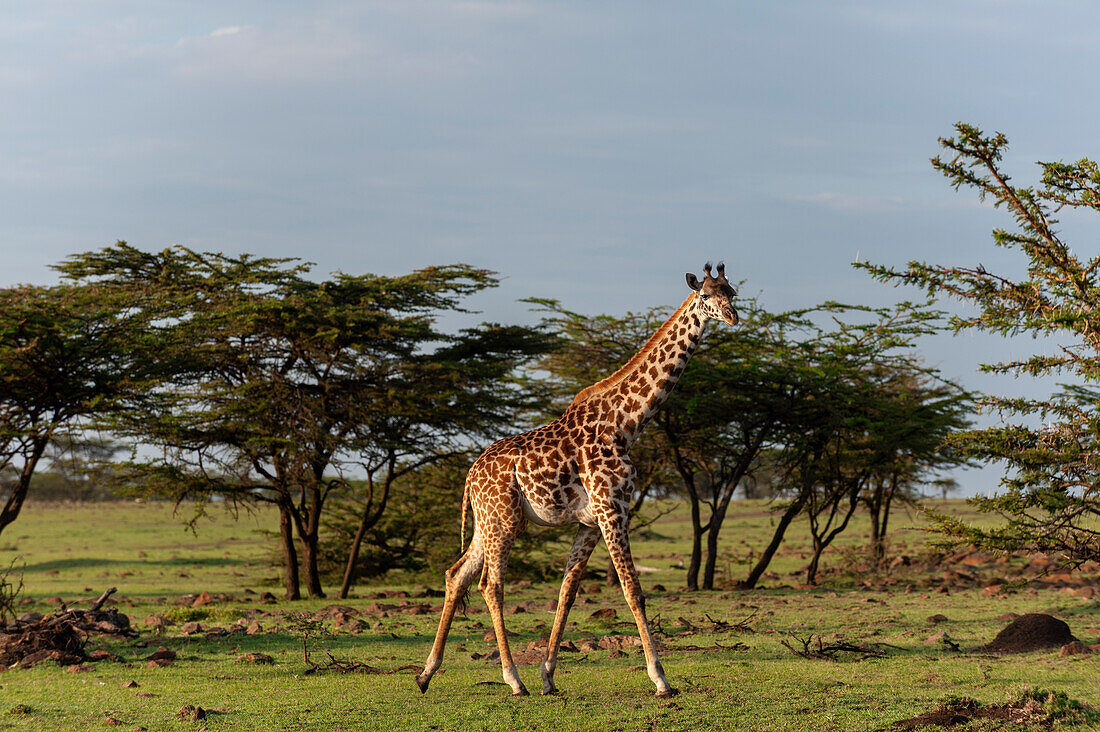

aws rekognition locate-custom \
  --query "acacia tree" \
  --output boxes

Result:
[656,300,808,590]
[738,302,966,588]
[861,370,970,565]
[61,244,551,599]
[0,282,164,538]
[798,361,969,584]
[860,123,1100,563]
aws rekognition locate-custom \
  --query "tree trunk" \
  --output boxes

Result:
[686,496,704,591]
[299,535,325,598]
[805,549,822,585]
[298,484,326,598]
[278,502,301,600]
[605,556,620,587]
[0,436,49,538]
[338,511,372,599]
[702,502,729,590]
[740,493,807,589]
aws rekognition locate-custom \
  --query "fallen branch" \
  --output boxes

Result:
[705,610,757,634]
[780,633,887,661]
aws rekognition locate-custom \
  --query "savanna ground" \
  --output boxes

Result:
[0,499,1097,731]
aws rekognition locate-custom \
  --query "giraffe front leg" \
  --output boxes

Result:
[417,536,484,693]
[481,538,528,696]
[540,523,600,695]
[598,514,677,698]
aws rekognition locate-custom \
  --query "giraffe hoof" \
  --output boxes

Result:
[655,687,679,698]
[415,673,430,694]
[512,686,530,697]
[541,686,559,696]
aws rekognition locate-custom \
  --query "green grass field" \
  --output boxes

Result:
[1,500,1097,731]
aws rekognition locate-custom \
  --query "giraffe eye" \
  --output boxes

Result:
[701,294,711,300]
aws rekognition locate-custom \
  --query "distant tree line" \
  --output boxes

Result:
[3,123,1097,597]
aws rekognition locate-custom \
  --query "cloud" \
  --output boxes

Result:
[209,26,242,38]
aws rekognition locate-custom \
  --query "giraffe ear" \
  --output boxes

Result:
[685,273,701,291]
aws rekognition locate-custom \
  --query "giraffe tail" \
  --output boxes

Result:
[457,479,472,615]
[459,478,470,554]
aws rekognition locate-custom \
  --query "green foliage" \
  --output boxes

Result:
[55,243,554,599]
[160,607,212,624]
[0,273,170,536]
[859,123,1100,563]
[1016,688,1100,725]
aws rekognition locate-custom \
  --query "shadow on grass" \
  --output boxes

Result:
[22,556,241,573]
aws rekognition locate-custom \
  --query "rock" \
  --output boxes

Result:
[259,592,277,604]
[332,614,366,631]
[179,621,203,635]
[144,659,172,668]
[597,634,641,650]
[546,599,558,612]
[237,652,274,664]
[87,650,119,662]
[191,592,214,607]
[926,614,949,624]
[121,680,140,688]
[144,647,176,662]
[15,612,43,625]
[176,705,206,721]
[1059,641,1091,657]
[142,615,170,631]
[312,605,360,620]
[589,608,616,620]
[64,664,94,673]
[245,621,264,635]
[103,716,123,726]
[980,584,1005,596]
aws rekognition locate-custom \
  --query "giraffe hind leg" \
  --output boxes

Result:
[480,524,528,696]
[598,514,677,697]
[416,534,484,693]
[540,523,600,695]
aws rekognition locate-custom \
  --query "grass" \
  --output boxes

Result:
[0,499,1097,731]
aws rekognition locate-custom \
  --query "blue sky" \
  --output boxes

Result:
[4,1,1100,494]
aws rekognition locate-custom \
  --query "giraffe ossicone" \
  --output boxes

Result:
[416,262,739,698]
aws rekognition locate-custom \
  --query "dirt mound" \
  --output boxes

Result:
[978,613,1078,653]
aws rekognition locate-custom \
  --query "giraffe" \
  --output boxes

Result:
[416,262,739,698]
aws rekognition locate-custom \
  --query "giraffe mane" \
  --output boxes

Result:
[570,293,697,406]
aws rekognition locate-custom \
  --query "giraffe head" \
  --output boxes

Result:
[685,261,738,326]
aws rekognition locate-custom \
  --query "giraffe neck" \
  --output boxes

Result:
[570,293,706,444]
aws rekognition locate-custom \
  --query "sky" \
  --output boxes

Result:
[3,1,1100,495]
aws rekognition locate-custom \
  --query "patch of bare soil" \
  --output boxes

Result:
[892,696,1049,730]
[977,613,1078,653]
[892,690,1099,730]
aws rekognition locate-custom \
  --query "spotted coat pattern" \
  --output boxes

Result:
[416,264,739,698]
